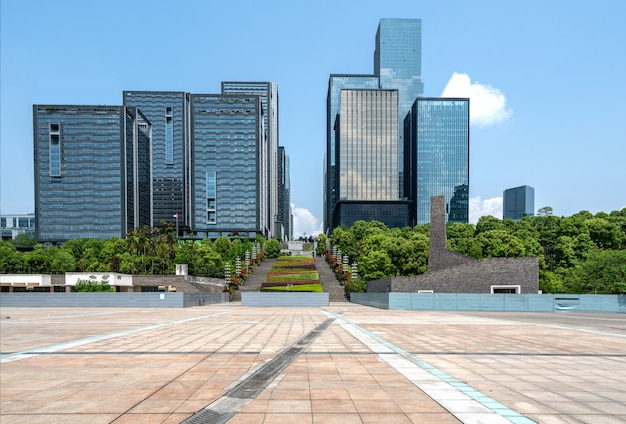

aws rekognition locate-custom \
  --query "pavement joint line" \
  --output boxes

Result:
[323,310,537,424]
[181,317,336,424]
[0,310,236,364]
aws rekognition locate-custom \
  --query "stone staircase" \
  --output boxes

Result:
[315,257,348,302]
[230,256,348,302]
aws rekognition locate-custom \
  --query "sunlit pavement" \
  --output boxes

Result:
[1,304,625,423]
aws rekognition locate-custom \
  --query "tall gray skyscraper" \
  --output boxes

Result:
[33,105,152,243]
[503,185,535,220]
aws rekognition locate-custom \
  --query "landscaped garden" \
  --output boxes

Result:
[261,256,323,292]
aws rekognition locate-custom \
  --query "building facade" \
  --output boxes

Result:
[123,91,192,231]
[375,18,424,196]
[325,18,426,232]
[33,105,152,243]
[189,94,267,239]
[333,89,410,228]
[404,98,470,225]
[1,214,35,240]
[277,146,292,241]
[222,82,279,238]
[503,185,535,220]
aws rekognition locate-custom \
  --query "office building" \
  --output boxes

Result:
[404,98,470,225]
[123,91,191,230]
[189,94,268,239]
[277,146,292,241]
[376,18,424,195]
[1,214,35,240]
[33,105,152,243]
[325,18,424,232]
[222,82,279,238]
[503,185,535,220]
[333,89,410,228]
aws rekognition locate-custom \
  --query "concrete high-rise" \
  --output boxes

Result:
[503,185,535,220]
[33,105,152,243]
[404,98,470,225]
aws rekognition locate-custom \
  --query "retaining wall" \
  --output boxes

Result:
[0,292,229,308]
[350,293,626,313]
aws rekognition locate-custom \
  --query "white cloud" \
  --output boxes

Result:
[469,196,502,224]
[291,204,323,238]
[441,72,513,127]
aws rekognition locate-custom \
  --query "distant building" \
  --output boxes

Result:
[325,19,464,232]
[1,214,35,240]
[277,146,292,241]
[33,105,152,243]
[404,98,470,225]
[503,185,535,220]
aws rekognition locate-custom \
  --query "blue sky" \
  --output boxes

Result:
[2,0,625,237]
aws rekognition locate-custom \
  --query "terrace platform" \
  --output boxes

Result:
[1,304,625,423]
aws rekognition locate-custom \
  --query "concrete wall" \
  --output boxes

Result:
[351,293,626,313]
[367,257,539,294]
[0,292,229,308]
[241,292,329,306]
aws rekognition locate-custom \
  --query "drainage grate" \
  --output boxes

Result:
[181,317,335,423]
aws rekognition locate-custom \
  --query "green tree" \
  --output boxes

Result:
[265,239,281,258]
[0,242,25,273]
[567,249,626,294]
[359,250,394,281]
[75,279,114,292]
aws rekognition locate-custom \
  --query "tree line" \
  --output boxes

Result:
[318,208,626,294]
[0,221,282,278]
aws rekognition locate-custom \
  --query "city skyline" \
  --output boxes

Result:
[2,1,625,237]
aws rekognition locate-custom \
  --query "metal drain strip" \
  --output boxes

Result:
[181,317,335,424]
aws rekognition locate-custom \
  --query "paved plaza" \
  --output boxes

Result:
[1,303,625,423]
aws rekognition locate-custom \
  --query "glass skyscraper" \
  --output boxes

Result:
[332,89,410,229]
[33,105,152,243]
[503,185,535,220]
[123,91,191,230]
[404,98,469,225]
[325,18,425,232]
[278,146,292,241]
[375,18,424,197]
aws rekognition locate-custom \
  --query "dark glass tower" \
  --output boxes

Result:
[503,185,535,220]
[404,98,469,225]
[33,105,151,242]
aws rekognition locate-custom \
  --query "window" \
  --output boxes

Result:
[206,171,217,224]
[491,285,520,294]
[49,123,61,176]
[165,107,173,165]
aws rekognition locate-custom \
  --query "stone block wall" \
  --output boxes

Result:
[367,257,539,294]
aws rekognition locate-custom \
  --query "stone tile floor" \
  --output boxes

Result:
[1,304,625,423]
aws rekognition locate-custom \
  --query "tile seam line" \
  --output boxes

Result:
[0,309,236,363]
[323,310,536,424]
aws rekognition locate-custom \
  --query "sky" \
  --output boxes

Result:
[2,0,625,238]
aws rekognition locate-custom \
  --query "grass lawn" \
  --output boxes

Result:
[261,256,323,292]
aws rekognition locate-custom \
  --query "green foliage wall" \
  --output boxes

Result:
[327,209,626,294]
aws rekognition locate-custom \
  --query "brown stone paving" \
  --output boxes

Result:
[1,304,625,423]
